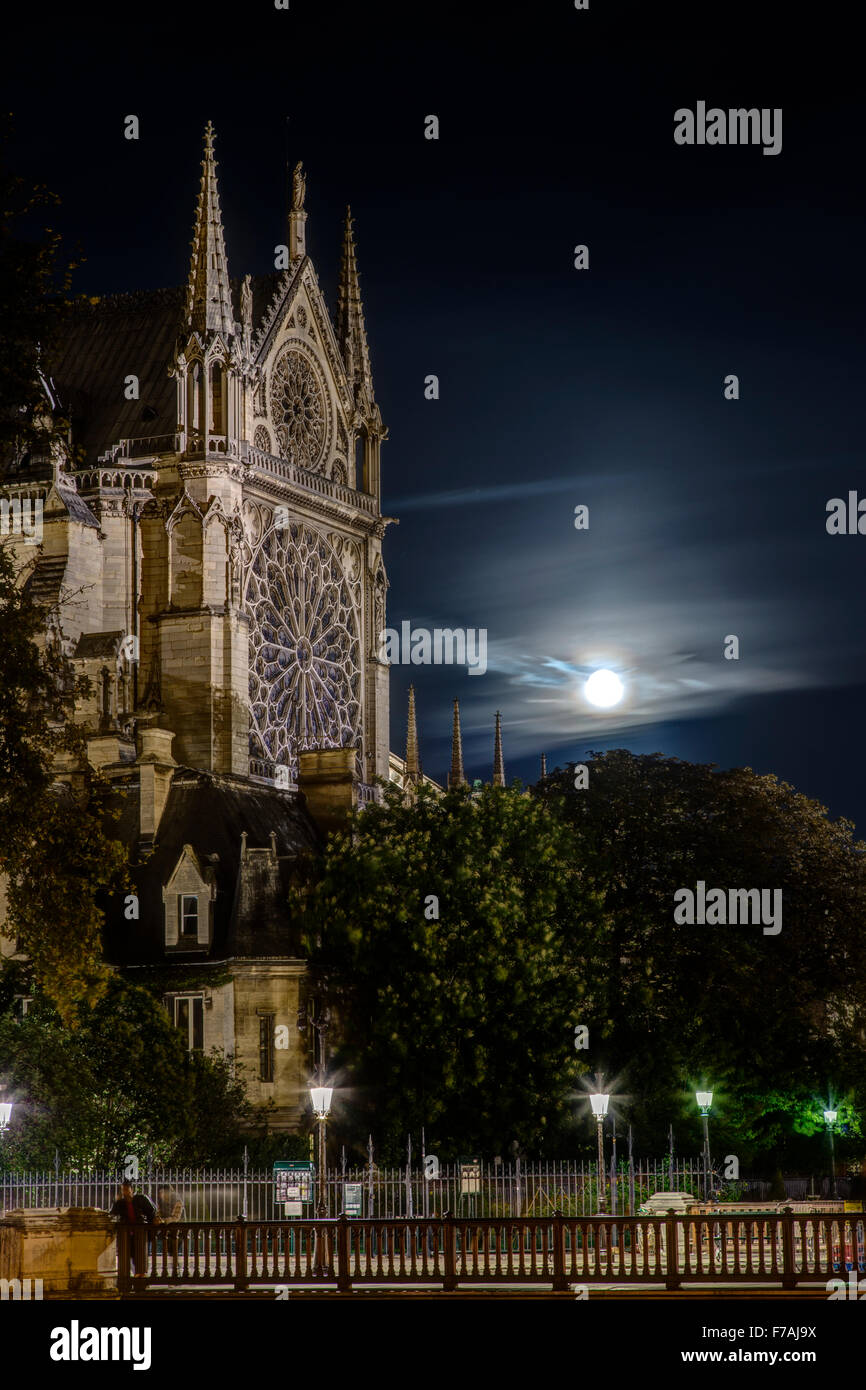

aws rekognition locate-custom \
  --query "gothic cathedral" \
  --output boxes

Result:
[1,125,392,1129]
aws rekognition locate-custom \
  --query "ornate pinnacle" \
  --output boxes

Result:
[405,684,421,783]
[184,122,234,340]
[493,711,505,787]
[448,698,466,788]
[337,205,375,405]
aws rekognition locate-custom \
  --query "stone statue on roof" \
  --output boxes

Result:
[292,161,306,211]
[240,274,252,331]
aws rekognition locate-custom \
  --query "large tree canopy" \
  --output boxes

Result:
[536,752,866,1162]
[296,782,608,1162]
[299,755,866,1168]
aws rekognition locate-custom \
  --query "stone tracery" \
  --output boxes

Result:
[246,521,361,780]
[270,348,327,471]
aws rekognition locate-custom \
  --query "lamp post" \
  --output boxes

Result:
[589,1092,610,1213]
[696,1090,713,1200]
[310,1086,333,1216]
[0,1101,12,1135]
[823,1109,838,1199]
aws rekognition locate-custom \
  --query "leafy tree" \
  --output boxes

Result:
[295,782,609,1161]
[536,751,866,1168]
[0,972,254,1169]
[296,752,866,1171]
[0,129,127,1021]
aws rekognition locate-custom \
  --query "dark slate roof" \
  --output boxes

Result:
[104,767,321,966]
[56,487,100,528]
[74,630,124,659]
[49,288,183,461]
[46,275,285,462]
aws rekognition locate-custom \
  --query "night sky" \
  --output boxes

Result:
[8,6,865,826]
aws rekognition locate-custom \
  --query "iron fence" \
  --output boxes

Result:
[0,1160,851,1222]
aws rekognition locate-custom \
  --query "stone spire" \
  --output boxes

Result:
[448,698,466,788]
[337,206,375,405]
[184,121,234,340]
[405,685,421,784]
[540,752,547,780]
[492,711,505,787]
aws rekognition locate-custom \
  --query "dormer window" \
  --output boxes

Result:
[162,844,216,952]
[180,894,199,938]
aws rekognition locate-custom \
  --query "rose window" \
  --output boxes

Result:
[270,349,326,471]
[247,521,360,780]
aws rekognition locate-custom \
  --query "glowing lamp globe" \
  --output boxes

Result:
[310,1087,333,1118]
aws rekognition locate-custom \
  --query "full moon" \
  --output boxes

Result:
[584,669,624,709]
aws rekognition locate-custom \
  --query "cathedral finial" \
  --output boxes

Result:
[184,122,234,340]
[337,205,376,407]
[493,711,505,787]
[405,685,421,784]
[292,161,306,211]
[288,160,308,261]
[448,698,466,788]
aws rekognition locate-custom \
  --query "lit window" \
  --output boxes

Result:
[179,895,199,938]
[171,996,204,1051]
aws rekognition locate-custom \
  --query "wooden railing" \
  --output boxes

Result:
[117,1210,866,1292]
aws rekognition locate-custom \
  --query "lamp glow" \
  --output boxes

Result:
[696,1090,713,1115]
[823,1109,837,1125]
[0,1102,12,1132]
[589,1092,610,1118]
[310,1086,333,1118]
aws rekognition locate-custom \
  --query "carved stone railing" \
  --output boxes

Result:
[75,465,159,493]
[248,757,298,791]
[98,433,180,462]
[244,444,377,516]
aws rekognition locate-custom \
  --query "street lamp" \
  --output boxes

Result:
[823,1109,838,1199]
[310,1086,333,1216]
[0,1101,12,1134]
[589,1092,610,1213]
[696,1090,713,1200]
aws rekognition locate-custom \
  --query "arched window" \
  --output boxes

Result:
[211,362,225,433]
[354,427,367,490]
[188,363,201,432]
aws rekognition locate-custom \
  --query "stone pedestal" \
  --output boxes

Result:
[0,1207,116,1294]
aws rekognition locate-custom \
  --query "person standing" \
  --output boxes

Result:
[109,1180,158,1277]
[156,1184,185,1221]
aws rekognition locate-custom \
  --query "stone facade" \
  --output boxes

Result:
[0,125,393,1132]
